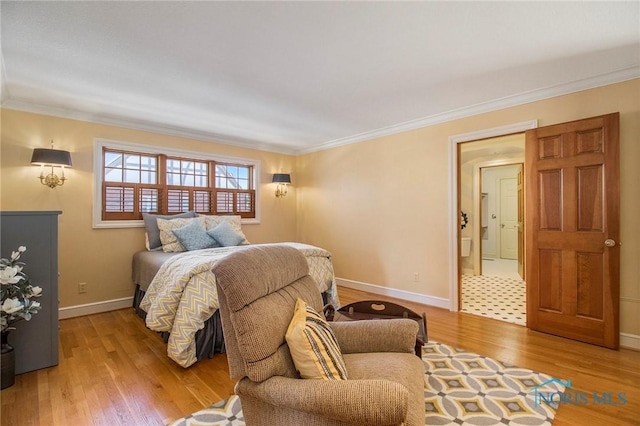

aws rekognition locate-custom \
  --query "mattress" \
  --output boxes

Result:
[132,250,180,292]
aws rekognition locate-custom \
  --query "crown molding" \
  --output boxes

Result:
[0,98,299,156]
[2,66,638,156]
[298,66,640,155]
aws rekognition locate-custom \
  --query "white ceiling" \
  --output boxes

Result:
[2,2,639,154]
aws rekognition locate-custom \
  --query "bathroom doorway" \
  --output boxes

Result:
[459,135,526,326]
[479,164,522,279]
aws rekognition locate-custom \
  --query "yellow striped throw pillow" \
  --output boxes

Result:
[285,298,348,380]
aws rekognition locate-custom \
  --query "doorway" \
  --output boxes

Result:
[480,164,522,277]
[452,114,620,349]
[459,135,526,325]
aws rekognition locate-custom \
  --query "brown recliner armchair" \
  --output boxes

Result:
[212,245,426,426]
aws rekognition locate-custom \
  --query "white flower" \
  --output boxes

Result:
[1,245,39,332]
[0,267,22,285]
[10,247,25,261]
[2,298,23,314]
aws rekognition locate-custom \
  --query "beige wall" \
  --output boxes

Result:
[2,80,638,337]
[297,79,640,336]
[0,109,297,307]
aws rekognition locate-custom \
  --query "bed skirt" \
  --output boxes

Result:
[133,283,331,363]
[133,284,226,361]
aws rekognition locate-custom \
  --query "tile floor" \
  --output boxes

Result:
[461,258,526,326]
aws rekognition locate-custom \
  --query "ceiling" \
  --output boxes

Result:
[2,2,639,155]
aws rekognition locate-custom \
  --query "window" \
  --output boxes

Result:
[94,139,260,227]
[103,150,160,219]
[214,163,254,216]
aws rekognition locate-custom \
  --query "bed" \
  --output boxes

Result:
[132,242,338,368]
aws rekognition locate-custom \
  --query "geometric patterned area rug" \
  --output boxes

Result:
[168,342,564,426]
[423,342,564,425]
[169,396,244,426]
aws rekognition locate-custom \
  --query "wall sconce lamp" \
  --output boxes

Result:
[30,140,73,189]
[272,173,291,198]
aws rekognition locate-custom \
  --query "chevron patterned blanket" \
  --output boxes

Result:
[139,243,337,367]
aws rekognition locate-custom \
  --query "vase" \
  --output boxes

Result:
[1,331,15,389]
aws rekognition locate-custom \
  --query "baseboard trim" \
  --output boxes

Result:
[336,278,450,310]
[337,278,639,349]
[620,333,640,351]
[58,297,134,320]
[57,291,640,351]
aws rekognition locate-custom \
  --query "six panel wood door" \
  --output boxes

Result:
[525,113,620,348]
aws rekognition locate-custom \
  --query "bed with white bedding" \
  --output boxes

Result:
[132,242,338,368]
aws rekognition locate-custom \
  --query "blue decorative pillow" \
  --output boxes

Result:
[207,221,245,247]
[172,220,219,251]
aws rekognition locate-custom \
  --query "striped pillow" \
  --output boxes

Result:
[285,298,348,380]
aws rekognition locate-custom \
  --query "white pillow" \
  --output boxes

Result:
[143,211,196,250]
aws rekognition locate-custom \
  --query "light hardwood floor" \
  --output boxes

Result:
[1,286,639,425]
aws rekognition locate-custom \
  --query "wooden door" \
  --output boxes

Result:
[517,168,524,279]
[525,113,619,348]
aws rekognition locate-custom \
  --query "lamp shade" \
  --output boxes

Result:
[272,173,291,184]
[31,148,72,167]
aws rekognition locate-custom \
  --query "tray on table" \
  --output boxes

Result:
[326,300,428,357]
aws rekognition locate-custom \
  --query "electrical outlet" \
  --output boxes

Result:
[78,282,87,294]
[413,273,420,282]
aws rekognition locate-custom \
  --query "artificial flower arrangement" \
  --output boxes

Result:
[0,246,42,332]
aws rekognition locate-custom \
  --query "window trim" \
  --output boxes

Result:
[93,138,261,229]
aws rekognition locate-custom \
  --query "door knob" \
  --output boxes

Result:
[604,239,616,247]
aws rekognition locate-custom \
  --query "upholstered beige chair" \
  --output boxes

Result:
[213,245,425,426]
